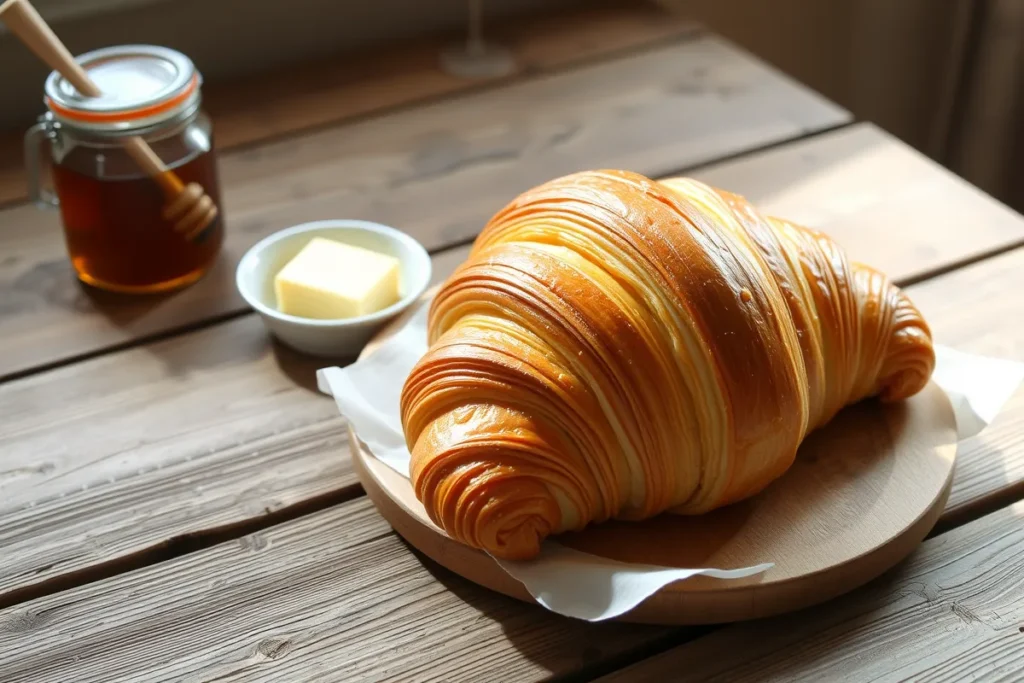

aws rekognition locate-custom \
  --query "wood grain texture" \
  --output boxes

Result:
[0,498,674,683]
[2,485,1023,682]
[5,127,1024,609]
[0,244,470,606]
[0,34,850,380]
[353,382,958,624]
[596,500,1024,683]
[0,0,698,207]
[692,122,1024,282]
[200,0,698,154]
[2,182,1024,681]
[904,247,1024,526]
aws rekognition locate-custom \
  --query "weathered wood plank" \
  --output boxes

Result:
[0,34,850,380]
[0,0,697,207]
[693,122,1024,282]
[4,127,1024,609]
[0,244,471,607]
[3,488,1023,682]
[591,250,1024,683]
[596,502,1024,683]
[0,497,674,683]
[902,247,1024,527]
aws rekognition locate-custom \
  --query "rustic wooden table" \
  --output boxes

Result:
[2,3,1023,681]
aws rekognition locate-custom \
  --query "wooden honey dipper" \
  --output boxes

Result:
[0,0,219,241]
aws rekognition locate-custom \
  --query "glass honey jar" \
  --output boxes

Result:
[25,45,224,294]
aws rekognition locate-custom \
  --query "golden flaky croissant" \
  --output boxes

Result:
[400,170,936,560]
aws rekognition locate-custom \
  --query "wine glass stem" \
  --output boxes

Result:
[467,0,484,55]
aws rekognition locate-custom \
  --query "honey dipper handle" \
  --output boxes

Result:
[122,137,182,195]
[0,0,100,97]
[1,0,183,198]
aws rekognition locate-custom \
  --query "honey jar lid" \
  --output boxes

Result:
[44,45,201,134]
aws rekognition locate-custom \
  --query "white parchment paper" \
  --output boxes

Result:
[316,300,1023,621]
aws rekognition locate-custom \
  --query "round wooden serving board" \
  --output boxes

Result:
[349,301,958,624]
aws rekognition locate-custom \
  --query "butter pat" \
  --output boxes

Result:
[274,237,401,319]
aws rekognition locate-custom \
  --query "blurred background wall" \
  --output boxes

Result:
[658,0,1023,212]
[0,0,574,130]
[2,0,1021,211]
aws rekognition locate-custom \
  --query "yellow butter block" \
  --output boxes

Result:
[274,237,401,319]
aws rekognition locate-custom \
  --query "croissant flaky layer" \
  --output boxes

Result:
[400,170,936,560]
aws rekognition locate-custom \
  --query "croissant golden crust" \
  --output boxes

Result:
[400,170,936,560]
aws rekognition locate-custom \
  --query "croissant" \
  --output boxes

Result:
[400,170,936,560]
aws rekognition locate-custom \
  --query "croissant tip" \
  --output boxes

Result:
[479,500,556,561]
[876,348,937,403]
[488,537,543,562]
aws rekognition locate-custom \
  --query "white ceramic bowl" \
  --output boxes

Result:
[236,220,431,358]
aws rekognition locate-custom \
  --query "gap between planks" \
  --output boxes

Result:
[4,242,1024,617]
[0,9,1015,675]
[19,118,1024,390]
[2,480,1023,682]
[1,244,1024,681]
[564,492,1024,683]
[0,120,855,388]
[587,504,1024,683]
[0,241,473,610]
[0,32,852,383]
[0,32,861,613]
[0,0,700,210]
[0,236,481,386]
[0,482,365,611]
[6,122,1024,611]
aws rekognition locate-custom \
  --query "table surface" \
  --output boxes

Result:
[2,3,1024,681]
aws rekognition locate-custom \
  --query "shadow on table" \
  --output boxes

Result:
[77,281,171,326]
[68,254,239,327]
[662,552,948,679]
[402,538,677,679]
[270,338,356,395]
[402,517,982,681]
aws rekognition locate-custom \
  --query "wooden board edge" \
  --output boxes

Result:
[348,381,958,625]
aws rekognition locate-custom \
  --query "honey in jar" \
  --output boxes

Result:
[25,45,224,294]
